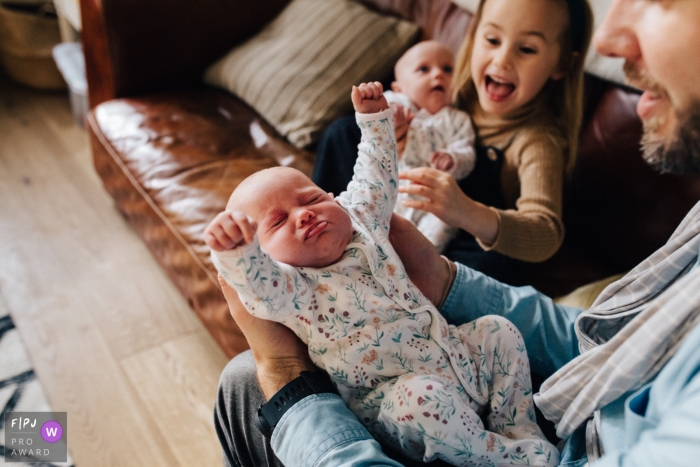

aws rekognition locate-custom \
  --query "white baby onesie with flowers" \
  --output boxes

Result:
[213,110,557,466]
[385,91,476,253]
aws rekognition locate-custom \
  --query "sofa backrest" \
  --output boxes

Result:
[81,0,293,107]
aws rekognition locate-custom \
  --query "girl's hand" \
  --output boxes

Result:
[351,82,389,114]
[399,167,468,228]
[399,167,499,245]
[203,210,257,251]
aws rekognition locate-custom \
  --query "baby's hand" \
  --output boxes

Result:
[430,151,455,172]
[351,82,389,114]
[203,210,258,252]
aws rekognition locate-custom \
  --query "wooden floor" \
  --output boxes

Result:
[0,74,229,465]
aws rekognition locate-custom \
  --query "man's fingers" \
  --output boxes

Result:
[218,274,239,304]
[217,274,315,396]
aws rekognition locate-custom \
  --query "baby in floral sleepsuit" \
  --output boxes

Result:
[204,82,558,467]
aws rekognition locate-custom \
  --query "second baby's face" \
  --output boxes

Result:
[393,41,455,114]
[234,168,353,269]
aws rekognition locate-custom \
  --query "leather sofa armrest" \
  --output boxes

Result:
[82,0,292,108]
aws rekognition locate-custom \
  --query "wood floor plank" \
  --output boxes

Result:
[0,74,227,466]
[0,84,202,360]
[121,331,228,467]
[0,288,182,467]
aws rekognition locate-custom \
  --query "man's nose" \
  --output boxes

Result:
[593,0,640,61]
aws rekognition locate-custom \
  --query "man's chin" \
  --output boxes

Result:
[641,100,700,175]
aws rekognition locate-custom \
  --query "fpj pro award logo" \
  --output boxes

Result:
[4,412,67,463]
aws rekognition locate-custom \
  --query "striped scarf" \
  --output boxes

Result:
[534,201,700,438]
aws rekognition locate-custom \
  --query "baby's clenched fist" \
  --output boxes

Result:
[203,210,257,251]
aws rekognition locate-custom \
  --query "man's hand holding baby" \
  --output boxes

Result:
[203,210,257,252]
[351,81,389,114]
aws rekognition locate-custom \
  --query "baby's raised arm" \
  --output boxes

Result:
[339,82,399,232]
[203,210,257,252]
[351,81,389,114]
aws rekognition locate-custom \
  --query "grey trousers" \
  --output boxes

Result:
[213,350,451,467]
[214,351,284,467]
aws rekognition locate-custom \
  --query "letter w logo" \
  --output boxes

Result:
[46,427,58,437]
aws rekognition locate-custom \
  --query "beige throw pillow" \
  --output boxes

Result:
[204,0,419,148]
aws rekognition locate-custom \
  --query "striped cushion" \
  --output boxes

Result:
[204,0,419,148]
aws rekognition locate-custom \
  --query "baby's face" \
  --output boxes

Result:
[393,41,455,114]
[235,168,353,268]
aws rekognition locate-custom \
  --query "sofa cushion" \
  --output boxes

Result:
[204,0,419,148]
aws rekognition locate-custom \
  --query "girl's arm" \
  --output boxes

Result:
[398,129,565,262]
[480,130,565,262]
[398,167,501,245]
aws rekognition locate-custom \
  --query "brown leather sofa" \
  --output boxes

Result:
[82,0,700,358]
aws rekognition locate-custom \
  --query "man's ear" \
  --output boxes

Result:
[391,81,401,93]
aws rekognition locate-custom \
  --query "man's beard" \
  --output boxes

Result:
[641,101,700,175]
[625,61,700,175]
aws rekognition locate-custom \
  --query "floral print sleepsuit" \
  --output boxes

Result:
[212,109,558,466]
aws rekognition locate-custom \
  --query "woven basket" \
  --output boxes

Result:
[0,2,66,90]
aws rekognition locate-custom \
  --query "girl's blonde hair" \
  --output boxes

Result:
[452,0,594,174]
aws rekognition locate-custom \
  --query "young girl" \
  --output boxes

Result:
[312,0,593,287]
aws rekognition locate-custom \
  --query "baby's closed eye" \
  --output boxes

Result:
[268,215,287,230]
